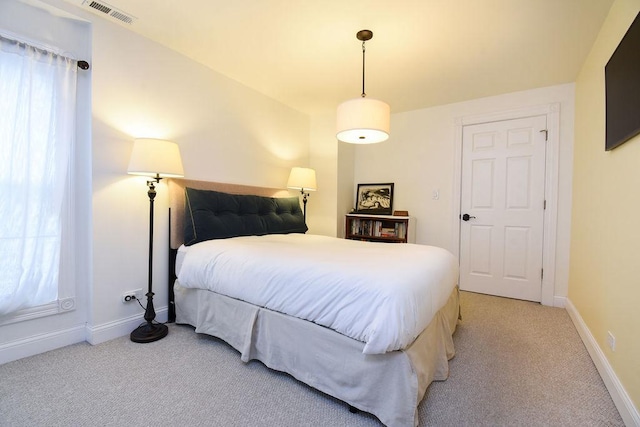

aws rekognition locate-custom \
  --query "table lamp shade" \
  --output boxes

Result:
[287,167,317,191]
[128,138,184,178]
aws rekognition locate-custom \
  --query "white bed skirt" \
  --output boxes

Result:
[174,282,460,427]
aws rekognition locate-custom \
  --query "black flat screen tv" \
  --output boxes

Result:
[605,11,640,151]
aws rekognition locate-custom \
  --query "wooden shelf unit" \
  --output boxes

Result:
[345,214,411,243]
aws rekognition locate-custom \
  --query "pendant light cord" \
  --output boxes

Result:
[361,40,366,98]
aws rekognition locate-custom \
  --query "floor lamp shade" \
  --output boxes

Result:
[128,138,184,178]
[336,97,390,144]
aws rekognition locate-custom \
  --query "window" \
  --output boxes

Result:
[0,35,78,318]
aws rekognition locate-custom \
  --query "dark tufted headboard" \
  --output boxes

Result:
[168,179,295,249]
[183,187,307,245]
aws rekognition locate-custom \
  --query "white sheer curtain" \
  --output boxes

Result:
[0,35,77,316]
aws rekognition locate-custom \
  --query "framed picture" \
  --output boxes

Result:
[355,183,394,215]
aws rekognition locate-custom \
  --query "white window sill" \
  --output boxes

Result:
[0,297,75,327]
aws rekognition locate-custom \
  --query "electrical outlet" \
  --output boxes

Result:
[122,289,143,303]
[607,331,616,351]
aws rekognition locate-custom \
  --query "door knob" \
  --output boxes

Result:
[462,213,476,221]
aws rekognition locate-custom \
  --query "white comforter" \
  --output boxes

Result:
[177,234,458,354]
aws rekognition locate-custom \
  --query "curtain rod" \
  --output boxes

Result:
[0,33,90,70]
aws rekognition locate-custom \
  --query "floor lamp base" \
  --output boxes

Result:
[130,322,168,343]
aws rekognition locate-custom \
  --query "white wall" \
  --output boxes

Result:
[307,113,342,237]
[348,83,575,300]
[1,0,311,358]
[306,113,356,238]
[87,9,310,342]
[0,0,576,364]
[88,11,310,342]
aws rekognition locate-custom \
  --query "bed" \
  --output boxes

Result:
[167,179,460,427]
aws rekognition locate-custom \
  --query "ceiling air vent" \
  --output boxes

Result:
[110,11,133,24]
[88,1,110,14]
[81,0,136,25]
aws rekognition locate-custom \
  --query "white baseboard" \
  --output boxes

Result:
[86,307,168,345]
[553,295,567,308]
[0,325,86,365]
[565,299,640,426]
[0,308,169,365]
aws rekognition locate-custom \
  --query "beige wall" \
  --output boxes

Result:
[570,0,640,413]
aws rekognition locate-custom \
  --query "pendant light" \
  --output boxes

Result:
[336,29,390,144]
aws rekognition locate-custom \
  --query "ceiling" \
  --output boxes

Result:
[67,0,614,116]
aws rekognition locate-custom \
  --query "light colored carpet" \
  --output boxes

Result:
[0,291,624,426]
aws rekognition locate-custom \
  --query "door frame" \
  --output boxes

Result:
[452,103,560,306]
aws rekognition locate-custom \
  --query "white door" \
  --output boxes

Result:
[459,115,547,301]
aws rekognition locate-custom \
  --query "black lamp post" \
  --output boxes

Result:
[127,139,184,343]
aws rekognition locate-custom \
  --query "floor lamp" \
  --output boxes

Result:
[127,138,184,343]
[287,167,317,223]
